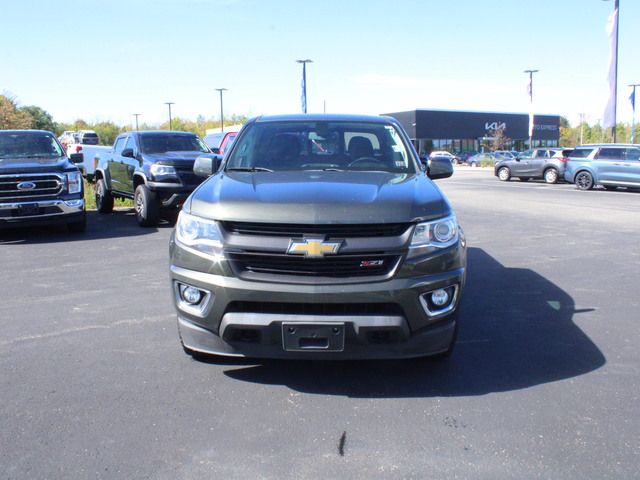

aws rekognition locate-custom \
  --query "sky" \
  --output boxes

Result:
[2,0,639,129]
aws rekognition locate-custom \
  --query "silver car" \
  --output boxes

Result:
[564,144,640,190]
[495,148,573,184]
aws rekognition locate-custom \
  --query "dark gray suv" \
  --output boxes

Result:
[564,144,640,190]
[169,114,467,360]
[495,148,573,184]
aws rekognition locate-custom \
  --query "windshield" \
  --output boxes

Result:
[0,132,64,159]
[139,134,209,154]
[226,120,416,173]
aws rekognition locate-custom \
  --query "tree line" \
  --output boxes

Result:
[1,94,247,146]
[559,116,638,146]
[2,93,638,148]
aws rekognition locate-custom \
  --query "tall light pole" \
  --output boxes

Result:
[296,59,312,113]
[132,113,141,131]
[579,113,586,144]
[215,88,228,132]
[629,83,639,143]
[164,102,175,130]
[524,69,539,148]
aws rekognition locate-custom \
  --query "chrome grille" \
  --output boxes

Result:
[0,174,64,201]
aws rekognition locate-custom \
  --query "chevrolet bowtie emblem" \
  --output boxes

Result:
[287,238,342,258]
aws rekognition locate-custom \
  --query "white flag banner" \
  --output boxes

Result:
[526,76,534,139]
[603,7,618,128]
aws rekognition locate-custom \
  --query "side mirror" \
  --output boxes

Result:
[69,152,84,164]
[121,148,134,158]
[194,155,222,177]
[211,147,221,154]
[427,157,453,180]
[515,156,521,161]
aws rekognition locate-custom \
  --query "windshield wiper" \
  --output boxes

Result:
[226,166,274,172]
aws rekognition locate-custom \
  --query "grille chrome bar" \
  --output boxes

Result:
[0,173,64,200]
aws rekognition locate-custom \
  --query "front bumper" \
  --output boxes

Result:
[170,259,465,359]
[146,181,198,209]
[0,198,85,228]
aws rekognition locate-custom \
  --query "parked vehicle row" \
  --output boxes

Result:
[58,130,100,149]
[0,116,467,362]
[494,144,640,190]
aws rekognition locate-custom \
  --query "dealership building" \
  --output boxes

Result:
[385,109,561,154]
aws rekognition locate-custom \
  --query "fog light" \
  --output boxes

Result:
[431,289,449,306]
[181,285,202,305]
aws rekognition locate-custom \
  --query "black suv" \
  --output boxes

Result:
[94,131,215,226]
[0,130,86,232]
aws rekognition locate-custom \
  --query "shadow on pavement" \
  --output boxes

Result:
[221,247,605,397]
[0,209,176,244]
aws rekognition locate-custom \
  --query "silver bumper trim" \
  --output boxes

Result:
[0,198,85,218]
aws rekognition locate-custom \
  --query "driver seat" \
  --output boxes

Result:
[348,136,374,160]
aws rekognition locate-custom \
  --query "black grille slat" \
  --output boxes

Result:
[221,221,411,238]
[228,252,399,278]
[174,166,200,186]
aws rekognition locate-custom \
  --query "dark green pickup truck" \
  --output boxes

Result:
[94,130,215,226]
[170,114,466,360]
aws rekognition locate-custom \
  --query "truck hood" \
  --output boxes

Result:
[143,151,210,165]
[189,171,449,224]
[0,156,71,174]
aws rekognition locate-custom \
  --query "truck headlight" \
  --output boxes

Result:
[66,171,83,194]
[411,214,458,248]
[150,164,177,178]
[175,211,223,256]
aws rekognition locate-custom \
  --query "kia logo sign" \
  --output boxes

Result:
[17,181,37,191]
[485,122,506,131]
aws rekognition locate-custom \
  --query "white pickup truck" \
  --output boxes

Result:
[67,143,112,181]
[59,130,111,181]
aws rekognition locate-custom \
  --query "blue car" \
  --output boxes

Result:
[564,144,640,190]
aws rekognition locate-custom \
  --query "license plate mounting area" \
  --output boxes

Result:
[282,322,345,352]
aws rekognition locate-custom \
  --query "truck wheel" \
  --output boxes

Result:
[95,178,114,213]
[134,184,160,227]
[67,216,87,233]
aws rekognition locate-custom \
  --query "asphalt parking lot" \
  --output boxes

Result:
[1,168,639,479]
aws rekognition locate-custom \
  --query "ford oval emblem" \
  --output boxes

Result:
[17,181,37,191]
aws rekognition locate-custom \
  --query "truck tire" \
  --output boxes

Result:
[95,178,114,213]
[134,184,160,227]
